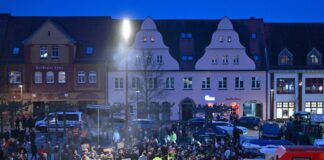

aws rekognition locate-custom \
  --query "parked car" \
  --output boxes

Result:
[212,121,248,136]
[130,119,155,129]
[187,117,206,129]
[35,112,83,132]
[260,121,282,139]
[238,116,263,130]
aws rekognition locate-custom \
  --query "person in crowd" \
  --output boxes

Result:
[30,142,37,160]
[53,144,60,160]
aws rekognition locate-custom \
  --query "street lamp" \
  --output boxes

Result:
[18,85,23,103]
[136,90,140,118]
[122,18,132,131]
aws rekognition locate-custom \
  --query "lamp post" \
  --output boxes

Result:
[122,19,131,133]
[136,90,140,118]
[18,85,23,104]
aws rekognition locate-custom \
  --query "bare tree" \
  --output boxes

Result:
[129,48,169,120]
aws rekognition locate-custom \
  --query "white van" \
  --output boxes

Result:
[35,112,83,132]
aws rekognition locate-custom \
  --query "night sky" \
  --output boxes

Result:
[1,0,324,22]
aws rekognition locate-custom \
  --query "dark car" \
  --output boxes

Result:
[187,117,206,129]
[260,122,282,139]
[238,116,263,130]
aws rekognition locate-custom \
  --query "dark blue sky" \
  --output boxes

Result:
[1,0,324,22]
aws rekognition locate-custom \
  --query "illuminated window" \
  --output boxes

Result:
[219,36,224,42]
[228,36,232,43]
[86,47,93,54]
[12,47,20,55]
[183,77,192,89]
[46,71,54,84]
[150,36,155,42]
[40,47,48,58]
[9,71,22,84]
[89,71,97,83]
[277,78,295,94]
[34,72,42,84]
[58,71,66,84]
[143,36,147,42]
[276,102,295,119]
[305,78,323,94]
[305,101,323,114]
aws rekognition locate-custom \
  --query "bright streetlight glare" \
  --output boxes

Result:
[122,19,131,41]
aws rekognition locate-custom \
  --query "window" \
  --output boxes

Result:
[276,102,295,119]
[34,72,42,84]
[52,47,59,58]
[77,71,86,83]
[114,77,123,89]
[183,77,192,89]
[12,47,20,55]
[251,33,257,39]
[277,78,295,94]
[165,77,175,89]
[46,71,54,84]
[201,77,210,89]
[135,56,141,64]
[310,54,319,64]
[219,36,224,42]
[150,36,155,42]
[58,71,66,84]
[148,77,157,89]
[86,47,93,54]
[222,55,228,64]
[233,55,239,64]
[227,36,232,43]
[132,77,141,89]
[252,77,260,89]
[180,33,192,39]
[89,71,97,83]
[218,77,227,89]
[143,36,147,42]
[187,56,193,61]
[211,56,217,65]
[9,71,21,84]
[305,101,323,114]
[278,49,293,65]
[235,77,244,89]
[145,56,152,64]
[40,47,48,58]
[307,49,322,65]
[156,55,163,64]
[305,78,323,94]
[181,33,186,39]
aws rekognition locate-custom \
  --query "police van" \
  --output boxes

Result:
[35,112,83,132]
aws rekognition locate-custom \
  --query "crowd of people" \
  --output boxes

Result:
[0,113,256,160]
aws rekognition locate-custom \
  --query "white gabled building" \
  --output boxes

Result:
[107,17,268,121]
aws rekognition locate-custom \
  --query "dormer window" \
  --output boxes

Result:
[219,36,224,43]
[143,36,147,42]
[86,47,93,54]
[12,47,20,55]
[307,48,322,65]
[278,49,293,66]
[227,36,232,43]
[150,36,155,42]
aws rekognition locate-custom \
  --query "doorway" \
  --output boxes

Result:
[180,98,195,121]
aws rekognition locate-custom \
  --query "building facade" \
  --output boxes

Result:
[0,15,108,116]
[107,17,268,120]
[265,23,324,120]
